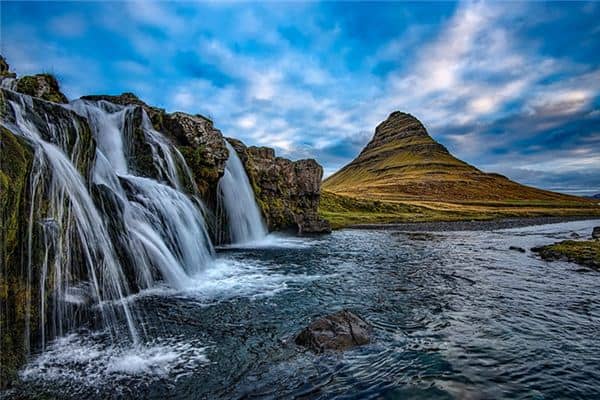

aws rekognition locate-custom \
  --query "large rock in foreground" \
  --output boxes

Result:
[295,310,372,352]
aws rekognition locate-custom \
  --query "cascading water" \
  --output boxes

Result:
[1,90,215,355]
[69,99,215,289]
[2,93,138,348]
[217,140,268,244]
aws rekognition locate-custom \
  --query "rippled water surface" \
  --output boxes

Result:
[8,219,600,399]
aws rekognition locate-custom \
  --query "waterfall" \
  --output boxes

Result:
[1,91,215,353]
[217,140,268,244]
[69,99,214,289]
[3,94,139,347]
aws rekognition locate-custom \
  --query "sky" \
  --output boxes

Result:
[2,1,599,195]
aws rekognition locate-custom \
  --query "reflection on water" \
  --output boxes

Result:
[9,219,600,399]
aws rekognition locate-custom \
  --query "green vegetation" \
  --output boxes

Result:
[320,191,480,229]
[0,126,33,387]
[323,111,594,204]
[319,191,600,229]
[320,111,600,228]
[533,240,600,268]
[15,74,68,103]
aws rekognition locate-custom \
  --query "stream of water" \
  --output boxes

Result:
[7,219,600,399]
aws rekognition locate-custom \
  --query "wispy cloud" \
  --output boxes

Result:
[1,1,599,194]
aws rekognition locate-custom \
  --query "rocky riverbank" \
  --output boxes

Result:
[347,216,600,232]
[532,226,600,269]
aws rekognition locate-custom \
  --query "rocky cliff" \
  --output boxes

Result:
[227,138,330,233]
[80,93,330,234]
[1,83,97,387]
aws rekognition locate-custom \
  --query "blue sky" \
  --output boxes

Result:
[2,1,599,195]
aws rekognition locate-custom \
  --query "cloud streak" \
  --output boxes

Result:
[1,1,599,195]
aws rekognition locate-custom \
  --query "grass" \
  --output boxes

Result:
[533,240,600,268]
[321,111,600,228]
[319,190,600,229]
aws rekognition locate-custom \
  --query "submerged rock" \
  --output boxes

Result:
[295,310,372,352]
[509,246,526,253]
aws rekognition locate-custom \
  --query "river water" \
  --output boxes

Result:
[6,219,600,399]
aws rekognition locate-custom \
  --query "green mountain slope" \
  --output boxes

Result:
[323,111,586,203]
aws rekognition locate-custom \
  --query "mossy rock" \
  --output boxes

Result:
[533,239,600,269]
[15,74,68,103]
[0,126,34,388]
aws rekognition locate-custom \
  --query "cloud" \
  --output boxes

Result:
[1,0,599,194]
[47,14,86,38]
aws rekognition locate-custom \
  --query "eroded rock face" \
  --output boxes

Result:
[0,56,16,81]
[0,127,33,388]
[227,138,331,234]
[295,310,372,352]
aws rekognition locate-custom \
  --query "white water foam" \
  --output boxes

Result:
[217,233,313,250]
[20,332,209,385]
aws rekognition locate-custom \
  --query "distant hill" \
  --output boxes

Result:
[590,194,600,199]
[323,111,586,203]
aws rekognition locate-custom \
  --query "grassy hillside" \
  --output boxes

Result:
[319,191,600,229]
[320,111,600,228]
[323,111,589,203]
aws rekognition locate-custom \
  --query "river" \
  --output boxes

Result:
[7,219,600,399]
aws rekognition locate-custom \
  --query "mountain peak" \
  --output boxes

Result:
[324,111,581,202]
[372,111,429,144]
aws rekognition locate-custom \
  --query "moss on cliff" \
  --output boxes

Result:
[15,74,68,104]
[0,126,33,388]
[178,144,222,199]
[226,140,329,234]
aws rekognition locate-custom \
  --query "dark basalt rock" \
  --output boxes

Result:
[509,246,526,253]
[0,55,16,79]
[0,89,97,388]
[592,227,600,240]
[81,94,225,203]
[295,310,372,352]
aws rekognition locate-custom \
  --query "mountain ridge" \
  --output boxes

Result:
[323,111,587,203]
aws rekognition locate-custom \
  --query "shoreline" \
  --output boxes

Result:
[345,216,600,232]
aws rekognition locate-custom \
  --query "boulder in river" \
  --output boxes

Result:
[592,227,600,240]
[509,246,526,253]
[295,310,372,352]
